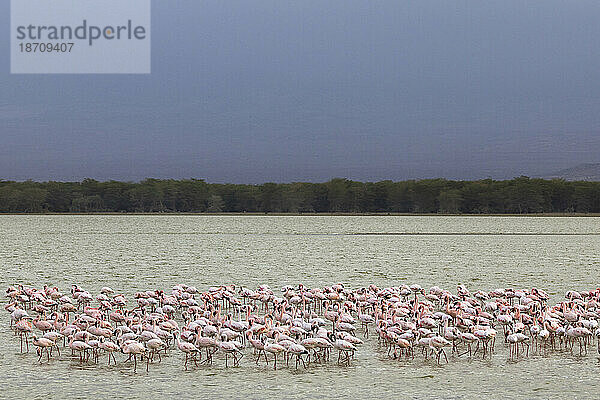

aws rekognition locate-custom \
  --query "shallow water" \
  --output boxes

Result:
[1,215,599,399]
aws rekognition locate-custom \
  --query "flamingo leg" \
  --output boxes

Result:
[255,350,262,364]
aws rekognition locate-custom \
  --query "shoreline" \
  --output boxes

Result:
[1,212,599,217]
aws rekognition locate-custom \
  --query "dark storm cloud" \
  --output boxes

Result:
[1,0,599,182]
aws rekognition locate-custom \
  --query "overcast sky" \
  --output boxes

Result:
[1,0,600,183]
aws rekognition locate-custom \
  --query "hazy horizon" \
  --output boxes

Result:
[2,1,600,183]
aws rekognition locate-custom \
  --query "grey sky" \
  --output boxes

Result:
[1,0,600,183]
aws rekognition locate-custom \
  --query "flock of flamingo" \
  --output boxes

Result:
[4,282,600,372]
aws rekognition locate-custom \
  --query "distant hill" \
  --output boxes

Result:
[543,163,600,181]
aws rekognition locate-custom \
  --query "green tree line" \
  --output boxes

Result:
[0,177,599,214]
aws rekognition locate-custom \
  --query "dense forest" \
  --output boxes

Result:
[0,177,599,214]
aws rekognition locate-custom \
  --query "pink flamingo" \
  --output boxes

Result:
[31,334,54,362]
[176,335,199,370]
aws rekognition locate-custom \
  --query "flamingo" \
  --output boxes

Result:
[99,340,120,365]
[429,336,450,364]
[246,331,267,365]
[15,318,33,352]
[217,333,244,367]
[287,343,309,369]
[333,338,356,365]
[358,310,375,338]
[264,340,286,370]
[147,338,166,363]
[122,340,146,372]
[31,334,54,362]
[68,336,91,362]
[7,280,600,374]
[176,335,199,370]
[458,332,479,357]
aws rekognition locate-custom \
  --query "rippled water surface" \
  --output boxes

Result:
[1,215,599,399]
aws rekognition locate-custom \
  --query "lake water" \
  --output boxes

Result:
[1,215,599,399]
